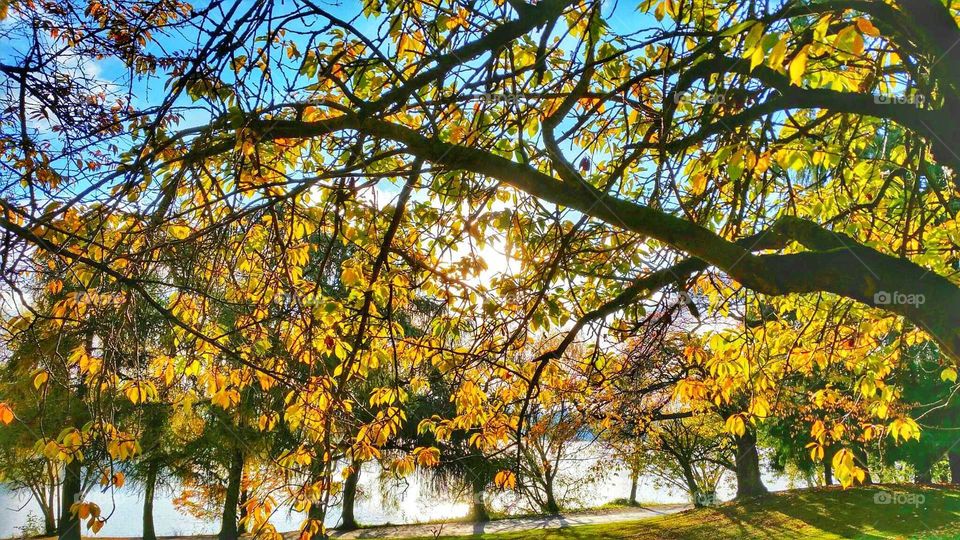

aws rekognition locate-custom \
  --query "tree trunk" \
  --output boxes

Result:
[628,471,639,506]
[308,499,324,522]
[854,446,873,485]
[46,472,58,535]
[681,464,704,506]
[950,451,960,484]
[915,454,933,484]
[58,458,82,540]
[218,449,243,540]
[823,446,834,486]
[238,488,249,535]
[916,466,933,484]
[734,431,768,499]
[143,461,159,540]
[470,473,490,522]
[338,461,360,531]
[43,502,56,537]
[544,478,561,514]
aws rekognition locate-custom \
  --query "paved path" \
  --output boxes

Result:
[325,504,691,539]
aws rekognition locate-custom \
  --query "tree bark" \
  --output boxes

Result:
[681,464,704,506]
[469,471,490,523]
[823,451,833,486]
[950,451,960,484]
[338,461,360,531]
[238,488,249,535]
[544,473,560,514]
[734,431,768,499]
[916,465,933,484]
[143,461,159,540]
[470,473,490,522]
[628,471,639,506]
[43,502,56,537]
[218,449,244,540]
[58,458,82,540]
[854,446,873,485]
[36,472,56,536]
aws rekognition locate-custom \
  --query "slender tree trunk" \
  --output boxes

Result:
[218,449,244,540]
[238,488,249,535]
[308,499,324,522]
[143,461,159,540]
[58,458,82,540]
[628,470,639,506]
[338,461,360,531]
[43,502,56,537]
[544,475,560,514]
[469,473,490,522]
[680,464,704,506]
[46,472,58,535]
[950,451,960,484]
[915,456,933,484]
[854,446,873,485]
[823,446,834,486]
[733,431,768,499]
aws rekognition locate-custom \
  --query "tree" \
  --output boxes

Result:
[6,2,960,535]
[636,417,732,506]
[400,366,506,523]
[881,341,960,484]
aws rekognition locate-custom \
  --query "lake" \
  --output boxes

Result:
[0,449,792,538]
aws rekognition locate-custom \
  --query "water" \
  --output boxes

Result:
[0,451,791,538]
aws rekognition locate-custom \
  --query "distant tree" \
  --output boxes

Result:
[882,342,960,484]
[638,416,733,506]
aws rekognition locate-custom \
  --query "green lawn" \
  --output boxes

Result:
[415,485,960,539]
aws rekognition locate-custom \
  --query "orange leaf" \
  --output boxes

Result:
[0,403,13,425]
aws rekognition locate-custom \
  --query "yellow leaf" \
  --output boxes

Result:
[494,470,516,490]
[743,23,765,54]
[941,367,957,383]
[789,46,809,86]
[341,267,361,288]
[750,45,765,72]
[33,371,49,390]
[415,447,441,468]
[724,414,746,437]
[690,173,707,195]
[168,224,191,240]
[768,37,788,71]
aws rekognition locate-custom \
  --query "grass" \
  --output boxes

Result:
[410,484,960,539]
